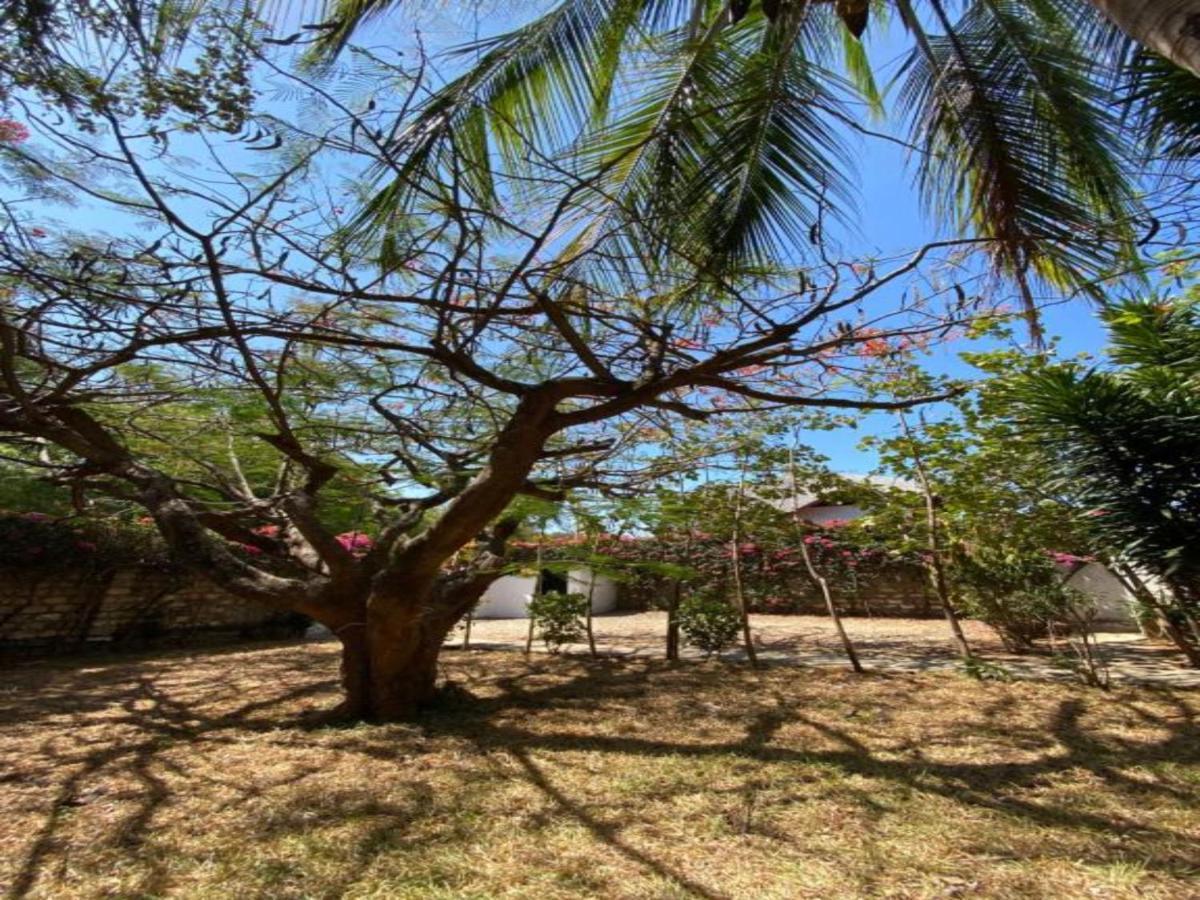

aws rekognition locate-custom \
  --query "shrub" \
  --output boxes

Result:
[0,512,171,572]
[676,593,741,657]
[953,550,1088,652]
[527,591,588,653]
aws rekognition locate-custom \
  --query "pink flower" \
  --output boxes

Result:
[1049,550,1095,566]
[20,512,51,522]
[0,119,30,143]
[29,227,46,238]
[253,525,281,538]
[336,531,374,555]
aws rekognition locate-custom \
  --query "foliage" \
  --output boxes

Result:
[0,511,172,572]
[0,3,1149,718]
[0,1,258,132]
[676,592,741,657]
[952,546,1088,652]
[1001,282,1200,627]
[306,0,1183,329]
[527,518,901,615]
[527,590,589,653]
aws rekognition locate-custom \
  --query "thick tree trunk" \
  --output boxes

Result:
[328,591,464,722]
[1088,0,1200,78]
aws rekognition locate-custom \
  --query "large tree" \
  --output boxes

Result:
[0,16,993,720]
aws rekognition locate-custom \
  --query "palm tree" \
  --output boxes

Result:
[1005,293,1200,664]
[1086,0,1200,77]
[306,0,1195,336]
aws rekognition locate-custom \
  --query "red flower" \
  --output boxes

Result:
[0,119,30,143]
[29,227,46,238]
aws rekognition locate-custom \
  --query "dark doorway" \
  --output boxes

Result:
[540,569,568,594]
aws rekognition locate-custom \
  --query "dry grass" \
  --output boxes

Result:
[1,641,1198,899]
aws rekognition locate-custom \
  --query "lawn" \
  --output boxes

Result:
[1,642,1198,899]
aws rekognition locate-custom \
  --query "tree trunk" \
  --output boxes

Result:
[730,463,759,667]
[1087,0,1200,78]
[789,448,863,672]
[799,540,864,673]
[330,596,461,722]
[584,548,599,658]
[666,579,682,660]
[899,412,974,662]
[525,540,545,655]
[665,527,692,661]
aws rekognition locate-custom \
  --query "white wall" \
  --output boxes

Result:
[473,569,618,619]
[568,569,618,613]
[1064,562,1138,625]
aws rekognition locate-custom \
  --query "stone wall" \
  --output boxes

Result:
[0,566,306,652]
[787,565,935,616]
[620,563,937,617]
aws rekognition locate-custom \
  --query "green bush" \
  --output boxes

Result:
[953,550,1086,652]
[527,591,588,653]
[676,593,741,657]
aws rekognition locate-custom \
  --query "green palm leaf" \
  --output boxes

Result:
[897,0,1140,329]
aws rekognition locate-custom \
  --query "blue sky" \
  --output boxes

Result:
[336,2,1120,476]
[25,2,1121,480]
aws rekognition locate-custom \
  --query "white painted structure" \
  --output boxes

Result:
[473,569,618,619]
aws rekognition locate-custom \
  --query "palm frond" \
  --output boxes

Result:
[1127,53,1200,160]
[898,0,1142,327]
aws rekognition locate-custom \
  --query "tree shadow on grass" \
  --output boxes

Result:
[3,651,1199,899]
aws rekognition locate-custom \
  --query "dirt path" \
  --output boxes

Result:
[451,611,1200,688]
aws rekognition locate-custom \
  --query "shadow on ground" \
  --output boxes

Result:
[2,642,1198,899]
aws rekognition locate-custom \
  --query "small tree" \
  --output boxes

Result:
[677,593,742,658]
[527,590,589,653]
[1003,290,1200,665]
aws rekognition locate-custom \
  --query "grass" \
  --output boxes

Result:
[1,641,1198,899]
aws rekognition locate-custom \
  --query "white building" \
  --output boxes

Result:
[473,568,619,619]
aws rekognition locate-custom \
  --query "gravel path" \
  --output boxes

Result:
[450,611,1200,688]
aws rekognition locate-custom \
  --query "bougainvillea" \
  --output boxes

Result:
[336,531,374,556]
[524,523,909,614]
[0,512,172,572]
[0,119,30,143]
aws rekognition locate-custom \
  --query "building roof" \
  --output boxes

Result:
[768,472,921,512]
